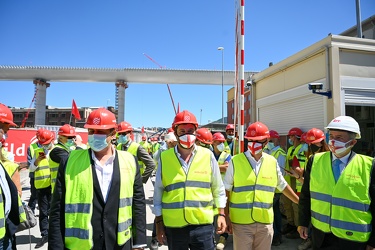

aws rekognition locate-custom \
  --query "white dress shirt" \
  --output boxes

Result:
[91,147,116,203]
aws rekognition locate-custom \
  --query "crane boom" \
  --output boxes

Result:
[143,53,178,115]
[21,89,38,128]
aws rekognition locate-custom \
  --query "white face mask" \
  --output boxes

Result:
[328,139,353,158]
[248,142,264,156]
[217,143,225,152]
[178,134,196,149]
[42,143,52,151]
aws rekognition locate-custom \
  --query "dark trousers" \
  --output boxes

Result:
[27,177,38,212]
[273,193,282,237]
[36,186,51,237]
[165,224,215,250]
[312,230,367,250]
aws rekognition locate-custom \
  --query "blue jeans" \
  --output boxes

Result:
[165,224,215,250]
[0,235,12,250]
[273,193,282,237]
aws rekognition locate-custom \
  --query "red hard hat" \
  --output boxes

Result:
[172,110,198,129]
[141,136,146,141]
[84,108,117,130]
[288,127,303,137]
[212,132,226,142]
[38,130,55,145]
[269,130,280,139]
[196,128,213,145]
[58,124,76,137]
[300,132,307,143]
[36,128,45,140]
[117,121,133,133]
[225,124,234,131]
[245,122,270,141]
[305,128,325,144]
[0,103,16,126]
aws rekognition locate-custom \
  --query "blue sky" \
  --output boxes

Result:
[0,0,374,128]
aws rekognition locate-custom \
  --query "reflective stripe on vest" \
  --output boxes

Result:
[64,149,136,248]
[285,144,302,185]
[229,153,277,224]
[161,147,213,227]
[295,150,307,192]
[310,152,373,242]
[33,148,51,189]
[49,144,68,193]
[270,148,286,194]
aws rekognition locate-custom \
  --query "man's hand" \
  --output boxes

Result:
[225,216,232,234]
[216,215,227,234]
[366,245,375,250]
[297,226,308,239]
[34,154,46,167]
[156,220,167,245]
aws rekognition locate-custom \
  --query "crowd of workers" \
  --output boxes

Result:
[0,102,374,250]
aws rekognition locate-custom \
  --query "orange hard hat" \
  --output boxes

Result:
[38,130,55,145]
[212,132,226,142]
[117,121,133,133]
[172,110,198,128]
[225,124,234,131]
[300,132,307,143]
[305,128,325,144]
[58,124,76,137]
[245,122,270,141]
[196,128,213,145]
[288,127,303,137]
[84,108,117,130]
[269,130,280,139]
[0,103,16,126]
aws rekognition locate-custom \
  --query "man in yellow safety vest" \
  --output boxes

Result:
[49,108,146,249]
[154,110,226,250]
[298,116,375,249]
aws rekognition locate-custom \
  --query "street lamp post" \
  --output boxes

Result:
[218,46,224,123]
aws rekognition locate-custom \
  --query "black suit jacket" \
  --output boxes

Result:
[48,149,146,250]
[299,152,375,249]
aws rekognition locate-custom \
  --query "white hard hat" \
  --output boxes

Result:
[164,132,177,142]
[325,116,361,139]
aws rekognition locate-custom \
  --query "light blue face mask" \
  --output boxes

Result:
[267,142,275,150]
[88,134,108,152]
[65,139,74,148]
[117,135,129,144]
[227,135,234,140]
[301,143,308,152]
[288,138,293,145]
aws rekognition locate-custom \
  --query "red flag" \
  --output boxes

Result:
[141,126,145,134]
[177,103,180,113]
[71,99,81,120]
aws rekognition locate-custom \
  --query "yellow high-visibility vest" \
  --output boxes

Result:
[161,147,214,227]
[310,152,373,242]
[229,153,277,224]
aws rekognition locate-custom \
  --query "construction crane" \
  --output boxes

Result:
[20,88,38,128]
[143,53,178,115]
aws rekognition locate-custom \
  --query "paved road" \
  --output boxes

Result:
[15,169,303,250]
